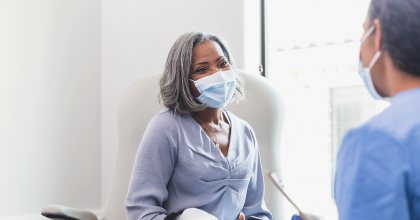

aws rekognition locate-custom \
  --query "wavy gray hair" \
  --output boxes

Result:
[159,32,246,115]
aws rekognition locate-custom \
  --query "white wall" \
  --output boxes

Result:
[244,0,262,73]
[101,0,247,208]
[0,1,261,218]
[0,1,101,219]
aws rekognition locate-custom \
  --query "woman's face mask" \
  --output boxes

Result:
[358,26,390,101]
[189,69,236,108]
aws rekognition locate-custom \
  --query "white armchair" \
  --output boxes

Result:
[41,70,285,220]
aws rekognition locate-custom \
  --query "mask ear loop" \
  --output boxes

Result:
[360,25,379,68]
[189,72,196,82]
[361,25,385,51]
[361,25,382,69]
[368,51,382,69]
[360,26,376,43]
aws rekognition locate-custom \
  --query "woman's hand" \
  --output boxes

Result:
[237,212,245,220]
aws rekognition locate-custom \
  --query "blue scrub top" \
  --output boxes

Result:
[334,88,420,220]
[125,108,272,220]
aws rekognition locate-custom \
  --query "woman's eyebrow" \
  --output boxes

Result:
[216,56,224,61]
[193,62,208,69]
[193,56,225,69]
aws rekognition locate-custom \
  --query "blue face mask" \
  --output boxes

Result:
[358,26,390,101]
[189,69,236,108]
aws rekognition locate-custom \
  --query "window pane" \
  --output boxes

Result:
[266,1,390,219]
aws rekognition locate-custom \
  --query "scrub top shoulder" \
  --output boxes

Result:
[125,108,273,220]
[334,88,420,220]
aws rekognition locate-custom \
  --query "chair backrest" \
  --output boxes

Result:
[103,70,285,220]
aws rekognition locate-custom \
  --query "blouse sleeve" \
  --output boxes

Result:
[241,127,273,220]
[125,113,179,220]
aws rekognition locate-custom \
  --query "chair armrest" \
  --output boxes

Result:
[41,204,98,220]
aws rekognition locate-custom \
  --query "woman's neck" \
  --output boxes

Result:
[194,107,223,125]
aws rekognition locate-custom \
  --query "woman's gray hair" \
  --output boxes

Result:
[159,32,246,115]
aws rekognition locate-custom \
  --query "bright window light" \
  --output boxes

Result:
[265,0,390,219]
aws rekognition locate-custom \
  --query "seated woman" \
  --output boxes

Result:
[125,32,273,220]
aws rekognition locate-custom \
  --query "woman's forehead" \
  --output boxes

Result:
[192,40,225,63]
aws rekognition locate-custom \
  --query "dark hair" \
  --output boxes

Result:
[368,0,420,77]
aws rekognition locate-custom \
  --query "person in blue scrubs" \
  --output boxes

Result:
[334,0,420,219]
[125,32,273,220]
[293,0,420,219]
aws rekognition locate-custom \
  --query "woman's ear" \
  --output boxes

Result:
[373,18,383,50]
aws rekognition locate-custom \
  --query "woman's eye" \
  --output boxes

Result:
[220,61,228,67]
[195,68,207,73]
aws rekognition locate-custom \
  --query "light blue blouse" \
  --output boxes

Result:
[126,109,272,220]
[334,88,420,220]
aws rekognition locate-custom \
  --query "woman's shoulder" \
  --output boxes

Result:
[155,108,178,119]
[149,108,190,129]
[142,109,184,143]
[151,108,178,124]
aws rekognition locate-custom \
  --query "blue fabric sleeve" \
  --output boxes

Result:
[242,128,273,220]
[334,127,410,220]
[125,114,179,220]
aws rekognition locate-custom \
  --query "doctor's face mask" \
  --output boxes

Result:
[358,26,390,101]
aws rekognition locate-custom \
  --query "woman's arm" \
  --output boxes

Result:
[241,128,273,220]
[125,113,179,220]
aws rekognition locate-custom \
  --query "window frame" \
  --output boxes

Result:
[261,0,268,78]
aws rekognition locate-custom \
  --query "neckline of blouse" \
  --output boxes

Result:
[189,109,234,160]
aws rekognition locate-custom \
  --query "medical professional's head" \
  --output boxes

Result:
[360,0,420,98]
[159,32,245,114]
